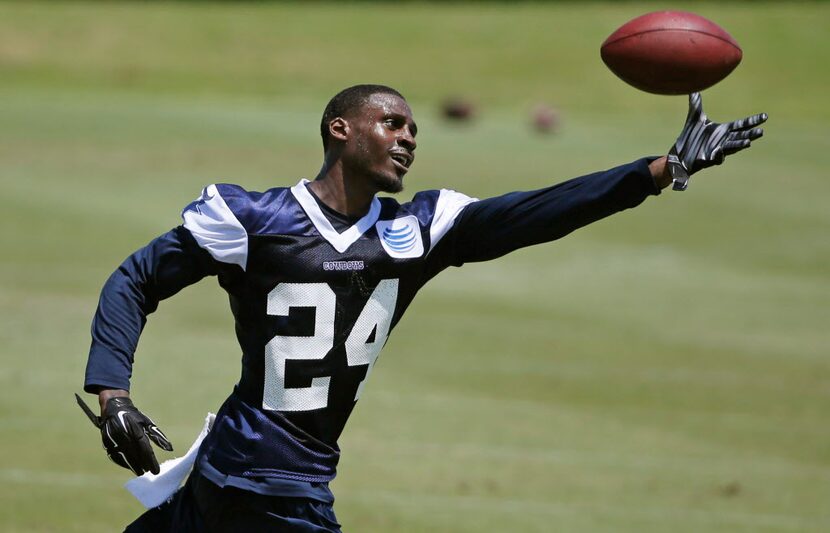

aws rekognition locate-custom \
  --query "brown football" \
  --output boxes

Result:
[601,11,742,95]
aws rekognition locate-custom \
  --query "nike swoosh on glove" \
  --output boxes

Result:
[99,397,174,476]
[668,92,767,191]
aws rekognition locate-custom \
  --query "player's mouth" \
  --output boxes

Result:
[389,151,413,174]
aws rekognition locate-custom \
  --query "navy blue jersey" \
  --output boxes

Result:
[85,158,659,489]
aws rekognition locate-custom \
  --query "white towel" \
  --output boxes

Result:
[125,413,215,509]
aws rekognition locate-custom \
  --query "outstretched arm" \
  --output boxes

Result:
[429,157,663,267]
[427,96,766,269]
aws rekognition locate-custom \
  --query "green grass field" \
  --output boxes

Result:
[1,1,828,531]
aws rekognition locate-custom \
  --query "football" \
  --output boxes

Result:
[600,11,742,95]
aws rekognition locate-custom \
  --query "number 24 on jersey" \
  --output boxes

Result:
[263,280,399,412]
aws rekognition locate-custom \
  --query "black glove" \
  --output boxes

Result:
[75,393,173,475]
[668,92,767,191]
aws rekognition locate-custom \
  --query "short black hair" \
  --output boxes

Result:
[320,84,405,150]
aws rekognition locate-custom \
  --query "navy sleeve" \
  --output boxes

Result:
[431,158,660,267]
[84,226,220,393]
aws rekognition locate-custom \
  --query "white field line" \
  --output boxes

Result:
[346,437,830,480]
[460,360,830,401]
[350,488,826,531]
[372,389,827,433]
[0,468,120,488]
[367,390,830,478]
[3,467,825,530]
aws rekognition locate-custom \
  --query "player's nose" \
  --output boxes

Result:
[399,127,417,151]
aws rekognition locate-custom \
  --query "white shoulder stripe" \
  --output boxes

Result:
[429,189,478,253]
[182,184,249,270]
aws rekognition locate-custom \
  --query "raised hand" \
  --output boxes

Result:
[668,92,767,191]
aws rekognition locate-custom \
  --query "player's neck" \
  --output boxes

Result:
[310,163,376,218]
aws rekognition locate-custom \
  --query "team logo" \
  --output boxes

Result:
[375,216,424,259]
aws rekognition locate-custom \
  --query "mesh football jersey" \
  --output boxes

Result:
[85,158,659,487]
[186,180,477,483]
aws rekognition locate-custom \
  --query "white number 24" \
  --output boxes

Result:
[263,279,399,412]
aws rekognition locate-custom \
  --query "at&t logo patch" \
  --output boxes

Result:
[375,216,424,259]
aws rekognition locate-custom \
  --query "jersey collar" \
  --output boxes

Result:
[291,179,381,254]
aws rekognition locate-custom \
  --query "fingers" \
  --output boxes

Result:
[688,92,702,110]
[133,431,161,475]
[101,414,167,476]
[711,146,725,165]
[728,128,764,141]
[107,449,141,475]
[728,112,768,131]
[722,124,764,156]
[146,424,174,452]
[103,421,144,475]
[722,139,751,156]
[125,418,163,474]
[685,92,704,124]
[138,412,174,452]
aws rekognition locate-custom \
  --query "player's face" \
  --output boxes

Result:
[345,93,417,194]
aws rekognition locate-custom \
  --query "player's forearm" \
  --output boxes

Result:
[85,261,154,393]
[448,157,661,263]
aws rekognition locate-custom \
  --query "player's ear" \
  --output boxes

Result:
[328,117,349,143]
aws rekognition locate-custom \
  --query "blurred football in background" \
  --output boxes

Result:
[531,104,559,134]
[440,97,476,121]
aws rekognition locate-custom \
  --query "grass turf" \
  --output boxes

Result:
[0,1,828,531]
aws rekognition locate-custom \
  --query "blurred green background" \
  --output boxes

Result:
[1,1,828,531]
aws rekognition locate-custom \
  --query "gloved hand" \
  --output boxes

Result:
[668,92,767,191]
[76,393,173,475]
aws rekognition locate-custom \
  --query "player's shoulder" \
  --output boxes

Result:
[211,182,293,218]
[382,189,478,227]
[183,182,298,235]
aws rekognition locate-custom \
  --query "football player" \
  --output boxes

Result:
[81,85,765,531]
